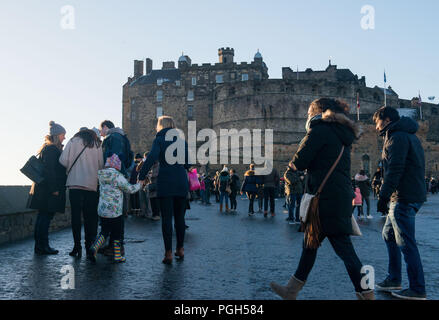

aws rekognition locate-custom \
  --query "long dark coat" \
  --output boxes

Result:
[291,110,361,235]
[28,144,67,213]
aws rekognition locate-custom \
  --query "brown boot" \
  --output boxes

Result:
[175,247,184,259]
[162,250,173,264]
[225,203,230,212]
[356,290,375,300]
[270,276,305,300]
[220,204,223,212]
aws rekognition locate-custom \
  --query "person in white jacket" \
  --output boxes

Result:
[89,154,141,263]
[59,128,104,259]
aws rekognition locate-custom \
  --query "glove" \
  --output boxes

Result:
[377,196,389,214]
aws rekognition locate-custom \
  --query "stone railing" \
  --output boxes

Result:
[0,186,71,245]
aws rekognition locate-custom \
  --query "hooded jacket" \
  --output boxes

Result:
[354,173,371,197]
[218,170,230,192]
[291,109,362,235]
[102,127,133,175]
[240,170,261,194]
[379,116,426,203]
[138,127,189,198]
[97,167,141,218]
[284,167,304,195]
[262,168,280,189]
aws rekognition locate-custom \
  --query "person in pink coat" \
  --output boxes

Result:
[352,187,364,219]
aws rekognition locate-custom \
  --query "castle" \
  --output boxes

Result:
[122,48,439,177]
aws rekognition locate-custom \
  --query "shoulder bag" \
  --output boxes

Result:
[67,145,88,175]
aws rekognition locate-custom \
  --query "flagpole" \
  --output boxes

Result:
[419,90,423,121]
[357,92,360,121]
[384,70,387,106]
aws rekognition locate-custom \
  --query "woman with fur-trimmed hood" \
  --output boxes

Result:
[270,98,374,300]
[241,164,262,215]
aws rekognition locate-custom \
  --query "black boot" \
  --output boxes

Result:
[69,244,82,258]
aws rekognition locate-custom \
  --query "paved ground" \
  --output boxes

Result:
[1,194,438,300]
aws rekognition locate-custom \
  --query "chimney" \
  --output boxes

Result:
[134,60,144,78]
[162,61,176,70]
[145,58,152,74]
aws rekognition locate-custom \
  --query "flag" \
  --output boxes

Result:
[418,91,422,105]
[384,70,387,84]
[357,92,360,109]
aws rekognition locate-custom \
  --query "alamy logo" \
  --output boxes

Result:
[360,5,375,30]
[60,265,75,290]
[164,121,274,175]
[60,5,76,30]
[360,265,375,290]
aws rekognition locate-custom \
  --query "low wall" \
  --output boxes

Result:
[0,186,71,245]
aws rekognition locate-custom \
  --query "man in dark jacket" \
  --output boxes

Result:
[229,169,240,211]
[354,170,372,218]
[100,120,134,177]
[262,162,280,217]
[373,106,427,300]
[284,162,303,224]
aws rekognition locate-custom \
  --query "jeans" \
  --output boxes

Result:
[204,190,211,204]
[247,192,257,213]
[264,187,275,213]
[219,191,229,207]
[294,233,366,293]
[159,196,186,251]
[69,189,99,250]
[200,189,205,203]
[287,193,302,221]
[382,201,425,294]
[229,190,237,210]
[362,194,370,216]
[34,211,55,248]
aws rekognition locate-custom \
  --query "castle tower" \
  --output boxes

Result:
[178,52,191,69]
[145,58,152,74]
[254,49,263,65]
[218,47,234,64]
[134,60,144,78]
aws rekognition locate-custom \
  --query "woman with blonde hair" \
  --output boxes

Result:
[138,116,189,264]
[29,121,68,255]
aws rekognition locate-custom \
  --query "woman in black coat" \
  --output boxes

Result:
[270,98,374,300]
[29,121,67,255]
[138,116,189,264]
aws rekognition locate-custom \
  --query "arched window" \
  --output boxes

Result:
[362,154,370,175]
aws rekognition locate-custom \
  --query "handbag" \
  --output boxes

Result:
[351,216,362,236]
[20,154,45,184]
[299,146,345,249]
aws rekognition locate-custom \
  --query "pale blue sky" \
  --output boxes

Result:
[1,0,438,185]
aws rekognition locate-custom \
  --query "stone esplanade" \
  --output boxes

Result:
[122,48,439,177]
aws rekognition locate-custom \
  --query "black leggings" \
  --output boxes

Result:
[294,234,366,293]
[247,192,257,213]
[159,196,186,251]
[100,216,123,241]
[229,191,237,210]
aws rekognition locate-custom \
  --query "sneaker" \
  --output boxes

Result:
[367,215,373,219]
[152,215,160,221]
[376,278,402,291]
[285,217,293,221]
[248,212,255,216]
[288,220,295,225]
[391,289,427,300]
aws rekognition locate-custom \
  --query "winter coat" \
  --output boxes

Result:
[97,168,141,218]
[218,171,230,192]
[102,127,133,176]
[230,174,240,193]
[353,187,363,206]
[379,116,427,204]
[59,137,104,192]
[240,170,261,193]
[284,168,304,195]
[262,168,280,189]
[28,144,67,213]
[291,109,362,235]
[200,179,206,191]
[138,127,189,198]
[354,174,371,197]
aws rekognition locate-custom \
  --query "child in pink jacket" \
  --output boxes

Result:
[352,187,364,219]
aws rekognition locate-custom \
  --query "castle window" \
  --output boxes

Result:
[157,78,163,86]
[208,104,213,118]
[242,73,249,81]
[192,77,197,86]
[230,72,236,80]
[187,105,194,120]
[362,154,370,175]
[156,106,163,118]
[175,80,181,86]
[187,90,194,101]
[204,74,209,81]
[131,99,135,105]
[130,111,136,121]
[229,87,236,96]
[156,90,163,102]
[254,73,261,80]
[216,75,224,84]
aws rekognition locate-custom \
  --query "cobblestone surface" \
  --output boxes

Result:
[0,194,438,300]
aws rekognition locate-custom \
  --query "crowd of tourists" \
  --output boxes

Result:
[25,98,430,300]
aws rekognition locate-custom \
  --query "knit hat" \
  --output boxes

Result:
[105,154,122,171]
[49,121,66,136]
[91,127,101,138]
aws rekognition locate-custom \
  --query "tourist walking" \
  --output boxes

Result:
[138,116,189,264]
[352,186,364,219]
[262,161,279,218]
[240,164,260,216]
[214,171,220,203]
[218,167,231,212]
[355,170,372,218]
[89,154,141,263]
[59,128,104,259]
[372,167,383,199]
[203,174,212,205]
[270,98,374,300]
[284,161,303,224]
[29,121,67,255]
[229,169,240,211]
[374,106,427,300]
